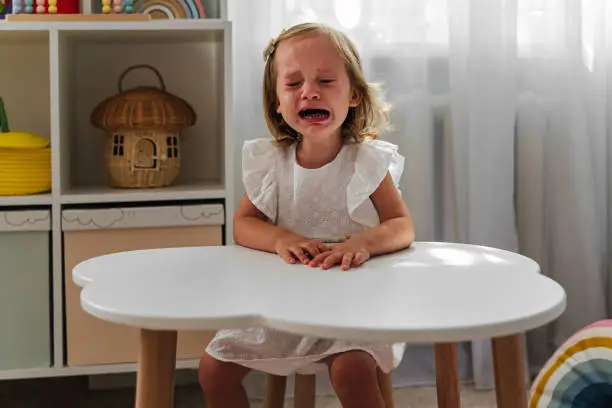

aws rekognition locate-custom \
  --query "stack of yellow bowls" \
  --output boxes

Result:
[0,97,51,196]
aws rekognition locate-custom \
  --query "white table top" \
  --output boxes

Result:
[74,242,566,343]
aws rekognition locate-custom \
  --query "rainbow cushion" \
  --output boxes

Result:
[530,319,612,407]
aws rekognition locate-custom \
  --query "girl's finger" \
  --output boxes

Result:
[353,252,368,267]
[317,242,330,252]
[302,242,321,258]
[278,249,297,264]
[341,253,354,271]
[309,251,331,267]
[322,252,343,270]
[289,246,309,264]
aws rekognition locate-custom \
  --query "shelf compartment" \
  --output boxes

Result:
[0,210,52,370]
[57,24,228,202]
[62,203,224,366]
[0,30,50,143]
[0,30,52,204]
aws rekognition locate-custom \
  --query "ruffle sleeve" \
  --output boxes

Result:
[346,139,405,227]
[242,138,280,222]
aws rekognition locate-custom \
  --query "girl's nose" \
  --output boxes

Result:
[301,81,321,100]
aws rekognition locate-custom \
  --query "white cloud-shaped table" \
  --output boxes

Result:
[73,242,566,408]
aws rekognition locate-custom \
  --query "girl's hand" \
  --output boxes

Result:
[274,233,330,265]
[309,238,371,271]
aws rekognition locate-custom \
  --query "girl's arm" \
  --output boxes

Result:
[233,193,287,253]
[309,171,414,270]
[348,171,415,256]
[233,193,328,263]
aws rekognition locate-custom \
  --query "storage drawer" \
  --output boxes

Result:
[63,203,224,366]
[0,210,51,370]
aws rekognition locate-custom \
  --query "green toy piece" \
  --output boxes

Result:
[0,97,9,133]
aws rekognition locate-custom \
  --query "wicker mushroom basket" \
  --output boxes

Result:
[90,64,197,189]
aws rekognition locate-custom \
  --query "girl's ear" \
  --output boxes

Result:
[349,88,362,107]
[276,97,282,113]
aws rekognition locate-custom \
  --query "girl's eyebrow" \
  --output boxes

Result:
[316,67,336,75]
[281,68,337,78]
[282,70,302,78]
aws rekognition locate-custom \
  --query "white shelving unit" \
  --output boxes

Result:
[0,13,234,382]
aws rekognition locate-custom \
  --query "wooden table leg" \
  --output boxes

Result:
[434,343,461,408]
[135,329,178,408]
[492,334,527,408]
[294,374,316,408]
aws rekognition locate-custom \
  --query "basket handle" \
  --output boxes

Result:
[118,64,166,93]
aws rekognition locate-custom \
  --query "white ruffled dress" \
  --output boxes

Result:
[205,137,407,376]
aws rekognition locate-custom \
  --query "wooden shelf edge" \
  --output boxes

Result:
[0,17,230,30]
[0,194,53,207]
[59,184,225,204]
[5,14,151,22]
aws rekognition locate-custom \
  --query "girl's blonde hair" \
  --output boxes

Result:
[262,22,392,147]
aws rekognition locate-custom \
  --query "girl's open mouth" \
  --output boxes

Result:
[299,109,330,122]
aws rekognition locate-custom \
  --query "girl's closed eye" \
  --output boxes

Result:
[319,78,335,84]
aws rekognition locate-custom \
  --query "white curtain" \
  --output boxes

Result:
[227,0,612,394]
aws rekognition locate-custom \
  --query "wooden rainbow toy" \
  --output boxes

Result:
[100,0,206,18]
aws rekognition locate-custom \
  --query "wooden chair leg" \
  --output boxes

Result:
[264,374,287,408]
[434,342,461,408]
[377,369,395,408]
[294,374,316,408]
